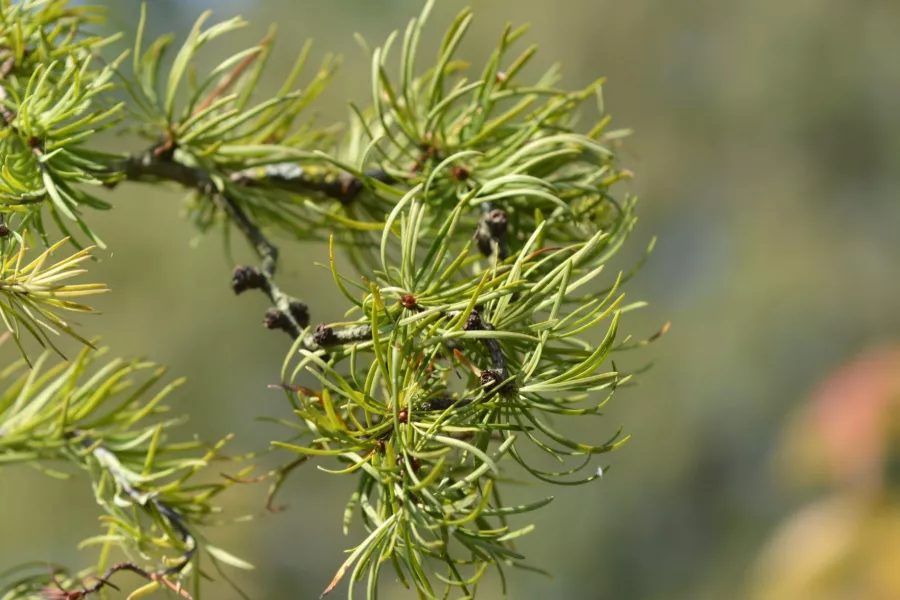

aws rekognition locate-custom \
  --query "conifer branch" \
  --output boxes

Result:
[117,147,313,339]
[118,149,391,352]
[119,151,388,208]
[230,163,395,206]
[67,431,197,575]
[42,562,193,600]
[88,442,197,577]
[312,322,373,347]
[0,2,663,598]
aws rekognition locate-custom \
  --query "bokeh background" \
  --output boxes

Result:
[3,1,900,599]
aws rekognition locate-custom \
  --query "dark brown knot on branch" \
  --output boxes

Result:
[231,265,266,294]
[313,323,336,346]
[264,308,293,333]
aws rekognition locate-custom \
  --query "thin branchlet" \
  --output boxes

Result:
[65,431,196,576]
[118,147,310,340]
[313,322,373,346]
[463,309,516,394]
[40,562,192,600]
[230,163,395,206]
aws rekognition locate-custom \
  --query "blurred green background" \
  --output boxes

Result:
[3,0,900,598]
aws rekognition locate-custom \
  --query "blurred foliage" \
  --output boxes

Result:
[0,341,248,599]
[750,347,900,600]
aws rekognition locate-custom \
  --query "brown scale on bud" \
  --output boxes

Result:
[398,409,409,423]
[0,224,9,237]
[231,265,265,294]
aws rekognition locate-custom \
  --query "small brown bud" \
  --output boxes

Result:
[400,294,418,310]
[398,409,409,423]
[451,166,470,181]
[0,224,9,237]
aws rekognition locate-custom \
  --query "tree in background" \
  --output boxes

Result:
[0,1,660,598]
